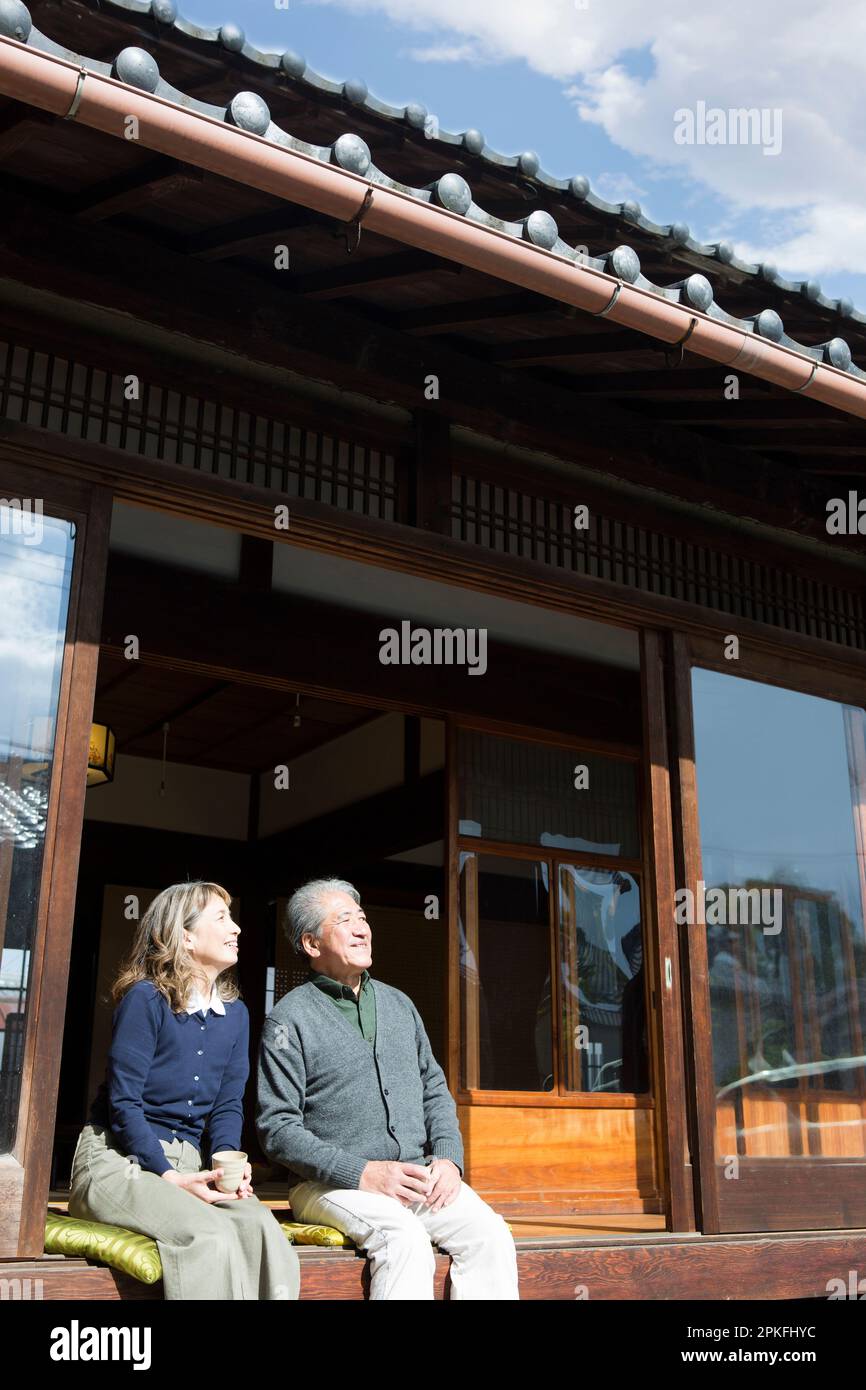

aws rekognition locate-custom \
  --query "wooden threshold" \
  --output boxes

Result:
[16,1228,866,1300]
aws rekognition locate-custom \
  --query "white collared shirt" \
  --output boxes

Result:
[184,983,227,1017]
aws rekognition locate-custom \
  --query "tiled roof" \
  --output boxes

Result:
[4,0,866,381]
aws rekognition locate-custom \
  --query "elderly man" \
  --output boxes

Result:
[256,877,519,1300]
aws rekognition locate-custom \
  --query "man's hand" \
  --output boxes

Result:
[160,1167,242,1203]
[235,1162,254,1198]
[359,1160,434,1206]
[423,1159,461,1213]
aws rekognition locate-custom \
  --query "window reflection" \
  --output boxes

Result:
[692,669,866,1160]
[558,866,647,1093]
[459,854,552,1091]
[0,511,75,1152]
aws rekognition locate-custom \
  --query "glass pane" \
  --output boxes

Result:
[0,506,75,1152]
[558,865,647,1093]
[459,853,552,1090]
[458,729,639,857]
[691,669,866,1165]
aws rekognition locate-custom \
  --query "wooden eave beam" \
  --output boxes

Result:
[393,292,555,334]
[0,180,846,547]
[0,103,55,157]
[71,158,205,221]
[489,329,660,363]
[292,248,464,298]
[183,205,331,260]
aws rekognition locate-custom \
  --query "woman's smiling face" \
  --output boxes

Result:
[185,892,240,976]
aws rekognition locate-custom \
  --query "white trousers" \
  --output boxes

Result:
[289,1177,520,1301]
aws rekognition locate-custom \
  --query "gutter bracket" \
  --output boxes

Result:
[63,67,88,121]
[792,359,819,393]
[664,315,698,369]
[345,185,375,255]
[592,280,623,319]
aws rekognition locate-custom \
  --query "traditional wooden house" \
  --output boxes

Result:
[0,0,865,1300]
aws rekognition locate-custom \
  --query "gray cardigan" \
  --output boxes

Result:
[256,978,465,1189]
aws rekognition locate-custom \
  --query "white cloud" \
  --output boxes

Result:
[405,42,491,64]
[591,171,648,205]
[308,0,866,279]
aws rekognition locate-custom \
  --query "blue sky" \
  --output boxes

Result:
[179,0,866,313]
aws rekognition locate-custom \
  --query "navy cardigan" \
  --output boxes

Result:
[89,979,249,1176]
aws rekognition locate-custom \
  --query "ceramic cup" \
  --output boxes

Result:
[212,1150,248,1193]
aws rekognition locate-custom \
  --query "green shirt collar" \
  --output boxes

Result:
[309,968,371,1001]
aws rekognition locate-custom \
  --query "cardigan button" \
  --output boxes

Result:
[383,1089,389,1096]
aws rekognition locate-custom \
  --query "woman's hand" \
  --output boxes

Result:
[160,1167,241,1203]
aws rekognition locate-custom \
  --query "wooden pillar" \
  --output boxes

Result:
[640,629,697,1233]
[410,411,452,534]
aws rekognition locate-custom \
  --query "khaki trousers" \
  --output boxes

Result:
[69,1123,300,1301]
[289,1175,519,1300]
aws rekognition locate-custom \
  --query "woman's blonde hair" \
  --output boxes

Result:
[112,881,240,1012]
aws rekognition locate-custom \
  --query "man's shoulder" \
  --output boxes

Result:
[265,980,321,1026]
[370,979,419,1016]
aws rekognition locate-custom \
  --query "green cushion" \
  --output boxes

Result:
[279,1220,353,1248]
[45,1210,356,1283]
[45,1211,163,1285]
[46,1207,493,1277]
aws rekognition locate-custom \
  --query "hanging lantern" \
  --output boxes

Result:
[87,723,116,787]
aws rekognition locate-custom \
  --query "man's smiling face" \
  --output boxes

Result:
[304,889,373,981]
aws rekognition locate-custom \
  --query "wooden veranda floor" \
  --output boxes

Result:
[16,1189,866,1299]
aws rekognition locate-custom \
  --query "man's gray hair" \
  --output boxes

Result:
[286,878,361,958]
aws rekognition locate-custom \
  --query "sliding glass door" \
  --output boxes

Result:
[0,462,110,1256]
[678,637,866,1232]
[455,727,649,1101]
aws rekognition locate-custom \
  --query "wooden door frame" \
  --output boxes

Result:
[445,711,676,1221]
[672,628,866,1234]
[641,630,697,1232]
[0,458,111,1257]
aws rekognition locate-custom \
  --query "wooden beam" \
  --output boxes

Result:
[183,206,330,261]
[489,330,659,364]
[5,423,865,673]
[116,682,233,753]
[395,291,555,334]
[99,554,643,746]
[640,629,696,1233]
[0,180,853,545]
[71,159,205,222]
[0,106,56,160]
[635,398,844,425]
[294,249,463,299]
[561,366,755,396]
[736,434,866,454]
[410,410,452,533]
[239,535,274,593]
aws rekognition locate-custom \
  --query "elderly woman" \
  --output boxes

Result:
[69,881,300,1301]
